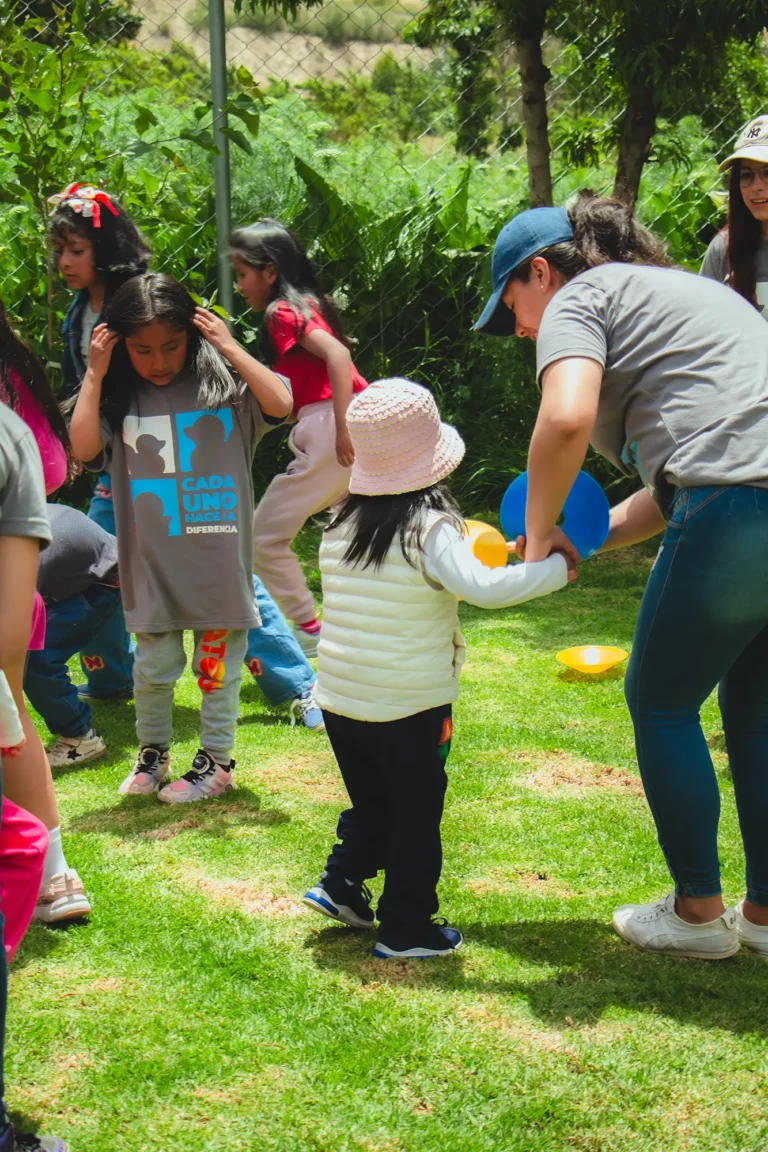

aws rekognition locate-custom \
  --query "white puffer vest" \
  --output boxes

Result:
[315,512,466,722]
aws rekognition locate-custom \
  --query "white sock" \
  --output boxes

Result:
[42,825,69,883]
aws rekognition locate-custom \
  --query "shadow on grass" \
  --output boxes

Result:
[557,667,626,686]
[464,919,768,1035]
[11,921,69,970]
[304,924,466,987]
[68,789,290,840]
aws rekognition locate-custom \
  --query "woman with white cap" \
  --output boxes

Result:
[701,115,768,315]
[303,378,573,959]
[475,191,768,961]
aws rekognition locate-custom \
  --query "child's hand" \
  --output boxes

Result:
[1,734,26,758]
[509,536,578,582]
[336,426,355,468]
[87,324,119,379]
[194,307,233,356]
[511,529,580,566]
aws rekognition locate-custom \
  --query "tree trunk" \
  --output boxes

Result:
[515,30,552,207]
[613,86,657,207]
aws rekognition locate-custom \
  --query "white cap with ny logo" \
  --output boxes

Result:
[719,115,768,172]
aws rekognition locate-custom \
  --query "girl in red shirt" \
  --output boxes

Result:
[230,219,367,654]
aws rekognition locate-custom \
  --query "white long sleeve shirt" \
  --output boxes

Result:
[422,519,568,607]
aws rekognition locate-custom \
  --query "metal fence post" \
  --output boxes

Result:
[208,0,234,320]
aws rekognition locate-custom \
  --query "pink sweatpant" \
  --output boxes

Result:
[253,400,351,624]
[0,798,48,962]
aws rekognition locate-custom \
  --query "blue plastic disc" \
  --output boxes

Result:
[500,470,610,559]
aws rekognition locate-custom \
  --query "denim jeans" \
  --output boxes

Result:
[24,585,123,738]
[85,482,135,695]
[625,485,768,904]
[244,575,315,706]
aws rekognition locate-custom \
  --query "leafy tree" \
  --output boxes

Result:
[19,0,142,44]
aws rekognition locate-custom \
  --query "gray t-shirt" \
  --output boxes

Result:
[0,401,51,547]
[536,263,768,512]
[700,231,768,320]
[91,370,286,633]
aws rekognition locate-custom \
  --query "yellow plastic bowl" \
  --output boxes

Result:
[556,645,629,675]
[464,519,508,569]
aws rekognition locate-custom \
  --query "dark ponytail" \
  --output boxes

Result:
[0,298,76,481]
[229,218,349,363]
[328,485,463,570]
[511,191,673,283]
[725,160,761,306]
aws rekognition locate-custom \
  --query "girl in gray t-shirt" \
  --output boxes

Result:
[476,191,768,964]
[70,273,292,805]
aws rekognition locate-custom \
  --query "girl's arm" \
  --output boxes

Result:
[423,521,573,610]
[194,309,291,419]
[299,328,355,466]
[525,357,603,563]
[597,489,666,553]
[69,324,119,463]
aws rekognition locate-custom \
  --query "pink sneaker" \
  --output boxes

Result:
[119,745,171,796]
[157,749,235,804]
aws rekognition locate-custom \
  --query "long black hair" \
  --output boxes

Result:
[229,218,349,362]
[0,297,75,481]
[510,190,673,284]
[100,274,238,433]
[49,193,150,292]
[724,159,763,306]
[328,485,464,570]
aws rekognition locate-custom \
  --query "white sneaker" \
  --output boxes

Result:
[47,729,107,769]
[292,623,320,658]
[33,869,91,923]
[119,745,171,796]
[290,688,325,731]
[735,899,768,959]
[612,893,739,959]
[157,749,235,804]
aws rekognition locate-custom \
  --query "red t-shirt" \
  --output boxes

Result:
[267,301,367,416]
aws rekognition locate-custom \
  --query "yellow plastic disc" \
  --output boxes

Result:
[556,645,629,675]
[464,519,508,569]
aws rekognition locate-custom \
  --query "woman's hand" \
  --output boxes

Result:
[336,425,355,467]
[510,535,578,583]
[87,324,119,380]
[512,528,581,566]
[194,307,234,356]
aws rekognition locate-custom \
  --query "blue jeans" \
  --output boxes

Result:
[625,485,768,903]
[86,482,135,695]
[244,575,315,706]
[24,585,123,737]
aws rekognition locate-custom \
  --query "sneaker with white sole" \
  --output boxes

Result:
[33,869,91,923]
[612,892,739,959]
[7,1129,69,1152]
[292,623,320,658]
[157,749,235,804]
[118,744,170,796]
[373,919,463,959]
[303,875,374,929]
[735,899,768,958]
[46,729,107,769]
[290,688,325,732]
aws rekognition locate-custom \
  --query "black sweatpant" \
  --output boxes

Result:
[322,703,452,930]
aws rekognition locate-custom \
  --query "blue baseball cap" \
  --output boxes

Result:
[474,206,574,336]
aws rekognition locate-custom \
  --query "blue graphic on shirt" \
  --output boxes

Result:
[130,478,182,537]
[176,410,233,472]
[621,439,649,484]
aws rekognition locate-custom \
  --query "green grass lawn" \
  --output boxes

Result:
[11,530,768,1152]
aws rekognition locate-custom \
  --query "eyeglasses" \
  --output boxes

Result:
[738,165,768,187]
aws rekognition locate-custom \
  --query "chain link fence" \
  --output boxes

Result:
[1,0,763,501]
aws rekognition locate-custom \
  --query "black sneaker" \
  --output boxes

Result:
[303,874,375,929]
[373,919,463,959]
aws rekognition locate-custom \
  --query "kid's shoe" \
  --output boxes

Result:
[735,899,768,959]
[7,1129,69,1151]
[158,749,235,804]
[612,893,739,959]
[76,683,133,701]
[119,744,171,796]
[290,688,325,732]
[33,869,91,924]
[292,622,320,658]
[372,919,463,959]
[303,874,375,929]
[46,729,107,769]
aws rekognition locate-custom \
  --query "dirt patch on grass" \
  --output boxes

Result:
[515,750,643,796]
[466,867,572,898]
[260,755,346,803]
[183,867,303,917]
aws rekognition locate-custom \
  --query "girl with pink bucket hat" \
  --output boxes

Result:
[303,379,575,959]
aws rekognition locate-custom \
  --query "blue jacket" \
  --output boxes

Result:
[61,290,112,494]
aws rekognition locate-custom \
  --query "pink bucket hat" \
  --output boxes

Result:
[347,378,465,496]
